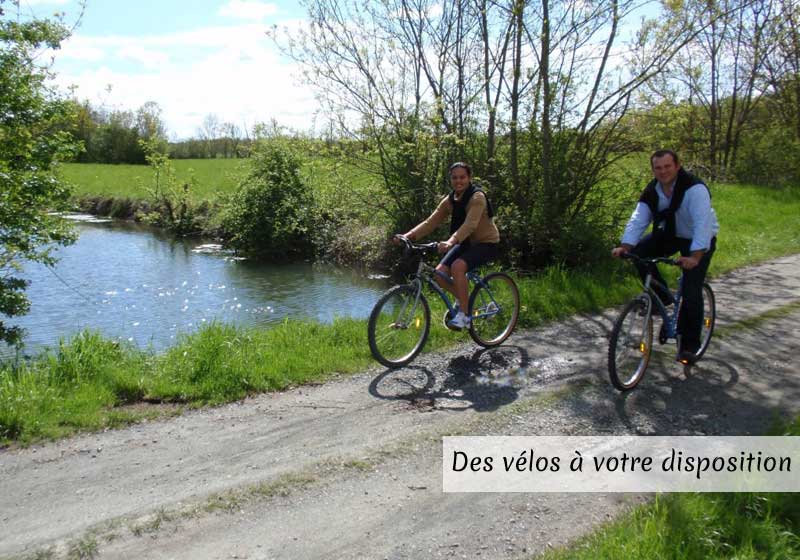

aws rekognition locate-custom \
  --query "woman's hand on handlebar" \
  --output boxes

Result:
[392,234,409,246]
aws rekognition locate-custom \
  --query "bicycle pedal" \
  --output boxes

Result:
[658,325,668,345]
[443,310,460,331]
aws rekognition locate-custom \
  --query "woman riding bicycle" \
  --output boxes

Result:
[394,162,499,329]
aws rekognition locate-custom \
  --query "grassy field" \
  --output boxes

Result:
[61,157,378,204]
[539,418,800,560]
[61,159,244,200]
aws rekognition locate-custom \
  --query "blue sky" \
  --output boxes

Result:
[16,0,315,139]
[15,0,660,140]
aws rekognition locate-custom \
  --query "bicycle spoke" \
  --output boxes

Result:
[608,298,652,391]
[368,285,430,368]
[468,273,520,347]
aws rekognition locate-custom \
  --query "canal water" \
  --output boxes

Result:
[5,216,389,355]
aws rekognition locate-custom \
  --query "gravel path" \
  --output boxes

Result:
[2,255,799,560]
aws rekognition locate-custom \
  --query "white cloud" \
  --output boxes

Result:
[55,35,106,62]
[219,1,279,21]
[52,22,319,139]
[114,45,170,71]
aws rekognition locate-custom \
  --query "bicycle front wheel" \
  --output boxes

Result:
[694,283,716,360]
[608,296,653,391]
[368,285,430,368]
[468,272,520,347]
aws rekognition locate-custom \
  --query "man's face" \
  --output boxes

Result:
[449,167,470,193]
[651,155,680,187]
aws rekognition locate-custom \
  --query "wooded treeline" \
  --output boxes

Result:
[270,0,799,266]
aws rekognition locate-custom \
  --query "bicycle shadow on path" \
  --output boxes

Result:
[560,313,800,438]
[368,345,533,413]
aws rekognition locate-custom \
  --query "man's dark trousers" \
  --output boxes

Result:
[631,234,716,353]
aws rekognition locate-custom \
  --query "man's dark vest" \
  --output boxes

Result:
[448,183,494,237]
[639,168,709,241]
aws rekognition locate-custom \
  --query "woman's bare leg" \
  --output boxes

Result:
[450,259,469,314]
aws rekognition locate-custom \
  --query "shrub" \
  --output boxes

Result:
[220,141,314,260]
[734,127,800,187]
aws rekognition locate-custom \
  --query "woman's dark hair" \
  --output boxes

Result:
[448,161,472,176]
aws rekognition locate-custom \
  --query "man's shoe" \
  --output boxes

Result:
[676,350,698,365]
[447,311,472,330]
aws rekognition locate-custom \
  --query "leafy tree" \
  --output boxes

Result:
[1,3,79,347]
[221,140,314,260]
[276,0,703,267]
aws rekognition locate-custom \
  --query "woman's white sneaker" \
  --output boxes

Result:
[446,311,471,329]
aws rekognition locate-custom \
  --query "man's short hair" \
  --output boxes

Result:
[651,149,679,166]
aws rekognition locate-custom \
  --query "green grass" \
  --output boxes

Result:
[61,159,245,200]
[1,182,799,445]
[711,183,800,271]
[60,156,379,205]
[540,492,800,559]
[539,418,800,560]
[0,314,463,445]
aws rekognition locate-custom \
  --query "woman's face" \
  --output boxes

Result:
[449,167,470,193]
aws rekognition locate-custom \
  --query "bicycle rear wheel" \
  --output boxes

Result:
[468,272,520,347]
[368,285,430,368]
[694,283,716,360]
[608,296,653,391]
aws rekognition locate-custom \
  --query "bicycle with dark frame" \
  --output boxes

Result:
[608,253,716,391]
[367,235,520,368]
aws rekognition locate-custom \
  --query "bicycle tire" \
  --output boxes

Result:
[467,272,520,347]
[368,284,430,368]
[694,283,716,360]
[608,296,653,391]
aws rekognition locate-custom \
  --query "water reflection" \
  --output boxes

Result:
[5,218,388,354]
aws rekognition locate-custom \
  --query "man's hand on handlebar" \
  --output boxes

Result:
[676,255,701,270]
[611,245,632,258]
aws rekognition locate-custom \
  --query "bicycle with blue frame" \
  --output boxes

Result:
[367,235,520,368]
[607,253,716,391]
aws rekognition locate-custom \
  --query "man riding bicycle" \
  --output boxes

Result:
[612,149,719,364]
[395,162,499,330]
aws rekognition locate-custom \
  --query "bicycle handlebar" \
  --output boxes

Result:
[620,252,679,266]
[394,235,439,255]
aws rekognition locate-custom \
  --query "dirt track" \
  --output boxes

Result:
[2,255,799,560]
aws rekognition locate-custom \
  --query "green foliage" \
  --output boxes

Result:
[64,98,169,165]
[221,140,315,260]
[138,137,200,234]
[0,7,78,346]
[623,102,707,162]
[734,125,800,187]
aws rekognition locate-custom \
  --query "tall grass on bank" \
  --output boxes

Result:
[539,418,800,560]
[1,183,799,445]
[540,492,800,559]
[0,314,464,445]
